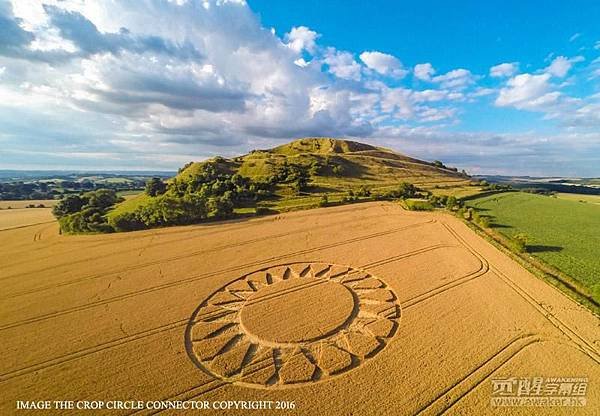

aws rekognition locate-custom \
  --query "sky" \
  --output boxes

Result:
[0,0,599,176]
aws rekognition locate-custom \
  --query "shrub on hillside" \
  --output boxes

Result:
[405,199,434,211]
[511,233,529,253]
[318,194,329,207]
[145,177,167,196]
[53,189,122,233]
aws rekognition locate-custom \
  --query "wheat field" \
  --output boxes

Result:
[0,202,598,415]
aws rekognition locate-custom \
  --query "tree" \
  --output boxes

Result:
[85,189,120,209]
[332,164,344,176]
[318,194,329,207]
[52,195,86,218]
[207,195,234,219]
[445,196,457,210]
[145,177,167,197]
[110,212,146,232]
[512,233,529,253]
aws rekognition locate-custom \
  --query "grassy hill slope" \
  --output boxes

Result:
[107,137,482,221]
[184,137,476,195]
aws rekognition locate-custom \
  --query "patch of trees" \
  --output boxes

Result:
[521,187,555,196]
[309,157,347,177]
[269,162,310,194]
[381,183,419,199]
[53,189,122,233]
[0,182,57,200]
[145,177,167,196]
[110,161,273,232]
[432,160,458,172]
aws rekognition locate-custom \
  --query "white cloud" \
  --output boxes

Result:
[544,55,584,77]
[323,48,362,81]
[569,33,581,42]
[495,73,559,110]
[285,26,319,54]
[359,51,407,78]
[432,68,475,89]
[414,63,435,81]
[293,58,310,67]
[471,87,495,97]
[412,89,447,102]
[595,41,600,50]
[489,62,518,78]
[1,0,598,175]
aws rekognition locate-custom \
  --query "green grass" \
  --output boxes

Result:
[106,193,151,221]
[116,190,143,198]
[467,192,600,303]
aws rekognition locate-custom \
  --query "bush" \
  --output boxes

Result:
[512,233,529,253]
[478,216,490,227]
[405,199,434,211]
[59,207,114,233]
[355,186,371,197]
[145,177,167,197]
[382,182,420,199]
[85,189,122,209]
[136,194,209,227]
[332,164,345,176]
[110,212,146,232]
[445,196,457,210]
[53,194,86,217]
[207,195,234,219]
[255,206,272,215]
[318,194,329,207]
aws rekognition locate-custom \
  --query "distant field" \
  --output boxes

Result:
[116,190,143,199]
[0,199,57,209]
[555,193,600,205]
[467,192,600,303]
[0,208,55,230]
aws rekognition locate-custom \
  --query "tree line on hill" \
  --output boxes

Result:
[52,157,468,234]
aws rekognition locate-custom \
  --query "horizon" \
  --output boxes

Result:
[1,1,599,175]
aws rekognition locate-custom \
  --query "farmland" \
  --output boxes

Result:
[0,202,598,414]
[466,192,600,304]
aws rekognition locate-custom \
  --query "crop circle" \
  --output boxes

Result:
[185,262,401,388]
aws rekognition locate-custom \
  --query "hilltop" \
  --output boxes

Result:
[177,137,472,193]
[54,138,483,233]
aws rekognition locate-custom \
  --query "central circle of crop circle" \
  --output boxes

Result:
[239,278,355,345]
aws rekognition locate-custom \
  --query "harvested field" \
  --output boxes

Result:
[0,200,56,209]
[0,208,55,231]
[0,202,598,415]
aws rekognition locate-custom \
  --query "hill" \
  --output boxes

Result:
[55,138,483,233]
[179,137,474,195]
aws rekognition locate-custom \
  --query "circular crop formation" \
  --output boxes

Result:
[185,262,401,388]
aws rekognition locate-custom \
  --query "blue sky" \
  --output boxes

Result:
[0,0,599,175]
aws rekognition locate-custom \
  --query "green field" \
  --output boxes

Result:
[467,192,600,303]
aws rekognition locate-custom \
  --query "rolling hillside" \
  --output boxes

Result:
[110,137,480,218]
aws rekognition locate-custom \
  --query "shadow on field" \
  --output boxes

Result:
[491,223,512,229]
[526,245,564,253]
